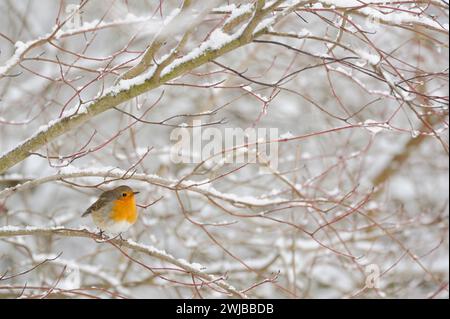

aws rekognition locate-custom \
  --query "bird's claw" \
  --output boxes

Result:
[94,229,110,242]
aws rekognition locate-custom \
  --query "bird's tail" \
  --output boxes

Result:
[81,209,91,217]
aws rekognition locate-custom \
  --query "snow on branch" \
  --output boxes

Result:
[0,167,293,207]
[0,0,299,175]
[0,0,447,299]
[0,226,247,298]
[31,254,129,295]
[0,14,158,78]
[318,0,448,32]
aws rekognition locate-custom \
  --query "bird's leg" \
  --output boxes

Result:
[95,231,117,243]
[95,229,110,242]
[118,233,125,241]
[97,229,105,238]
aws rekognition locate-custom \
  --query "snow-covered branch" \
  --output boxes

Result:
[0,167,294,207]
[0,226,247,298]
[0,0,297,174]
[0,0,448,299]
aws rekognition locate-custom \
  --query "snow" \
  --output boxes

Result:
[163,8,181,26]
[317,0,448,31]
[0,102,90,159]
[0,173,31,180]
[0,164,294,207]
[0,225,23,231]
[280,132,295,139]
[411,130,421,138]
[363,120,388,134]
[255,16,277,33]
[55,14,157,38]
[0,225,68,232]
[360,6,447,31]
[208,29,236,50]
[32,254,129,294]
[105,65,157,96]
[224,3,254,25]
[0,14,159,77]
[126,239,208,273]
[287,29,311,38]
[330,66,393,99]
[161,23,247,78]
[242,86,270,102]
[0,40,33,76]
[213,4,236,12]
[177,259,206,271]
[1,0,448,299]
[194,182,289,206]
[356,49,381,66]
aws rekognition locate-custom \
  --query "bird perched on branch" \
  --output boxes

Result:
[82,185,140,235]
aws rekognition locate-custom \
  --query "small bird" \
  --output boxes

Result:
[82,185,140,235]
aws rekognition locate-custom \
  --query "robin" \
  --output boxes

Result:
[82,185,140,235]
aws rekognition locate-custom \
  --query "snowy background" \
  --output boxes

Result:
[0,0,448,298]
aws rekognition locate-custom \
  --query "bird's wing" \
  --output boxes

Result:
[81,193,110,217]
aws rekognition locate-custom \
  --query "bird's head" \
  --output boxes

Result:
[110,185,140,201]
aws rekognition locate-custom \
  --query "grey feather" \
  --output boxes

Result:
[81,191,114,217]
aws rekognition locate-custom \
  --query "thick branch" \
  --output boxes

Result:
[0,1,292,174]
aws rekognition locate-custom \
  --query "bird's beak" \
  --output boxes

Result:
[133,191,140,195]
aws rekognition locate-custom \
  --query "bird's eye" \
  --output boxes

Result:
[122,193,127,197]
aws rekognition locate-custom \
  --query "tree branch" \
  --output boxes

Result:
[0,226,248,298]
[0,0,295,174]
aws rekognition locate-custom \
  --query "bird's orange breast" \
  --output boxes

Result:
[110,197,138,223]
